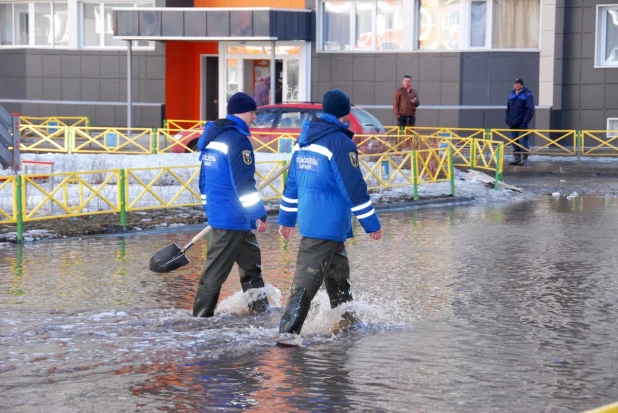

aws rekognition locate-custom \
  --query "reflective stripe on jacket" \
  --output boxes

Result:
[198,115,267,231]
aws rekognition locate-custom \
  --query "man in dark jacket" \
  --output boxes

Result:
[277,89,382,339]
[505,78,535,166]
[254,77,271,107]
[192,92,270,318]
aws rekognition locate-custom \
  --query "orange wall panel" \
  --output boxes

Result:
[195,0,305,7]
[165,41,218,121]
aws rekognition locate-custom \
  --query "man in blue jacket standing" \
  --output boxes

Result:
[192,92,270,318]
[277,89,382,336]
[505,78,535,166]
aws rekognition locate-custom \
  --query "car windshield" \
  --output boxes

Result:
[351,107,385,132]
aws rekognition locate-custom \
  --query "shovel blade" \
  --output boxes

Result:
[149,243,190,273]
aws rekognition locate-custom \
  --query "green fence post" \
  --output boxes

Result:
[485,128,491,140]
[448,145,455,197]
[576,130,582,161]
[16,175,24,242]
[412,150,419,201]
[282,160,288,183]
[494,145,502,189]
[119,169,127,231]
[151,128,158,154]
[164,119,168,129]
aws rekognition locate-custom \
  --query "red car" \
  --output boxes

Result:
[167,102,386,153]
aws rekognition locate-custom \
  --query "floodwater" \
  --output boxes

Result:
[1,198,618,413]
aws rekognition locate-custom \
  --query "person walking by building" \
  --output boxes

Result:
[192,92,270,318]
[254,76,271,107]
[505,78,535,166]
[393,75,420,129]
[277,89,382,337]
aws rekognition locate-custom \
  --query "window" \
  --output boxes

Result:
[15,3,29,45]
[276,111,312,129]
[0,4,12,45]
[469,0,488,47]
[491,0,540,48]
[596,5,618,67]
[320,0,405,51]
[322,1,352,51]
[419,0,461,50]
[351,107,385,132]
[418,0,495,49]
[80,2,153,48]
[319,0,539,52]
[377,0,403,50]
[608,118,618,138]
[253,109,279,129]
[0,2,68,47]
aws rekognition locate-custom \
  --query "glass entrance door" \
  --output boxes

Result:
[218,42,311,116]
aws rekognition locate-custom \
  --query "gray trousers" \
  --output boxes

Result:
[193,228,266,317]
[291,237,352,308]
[279,237,353,334]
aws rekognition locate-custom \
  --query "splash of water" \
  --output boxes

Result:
[215,284,282,316]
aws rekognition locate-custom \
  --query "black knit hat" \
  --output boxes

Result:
[322,89,351,119]
[514,78,524,85]
[227,92,257,114]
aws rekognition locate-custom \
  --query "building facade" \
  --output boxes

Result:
[0,0,616,130]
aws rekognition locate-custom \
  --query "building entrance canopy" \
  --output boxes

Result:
[113,7,313,42]
[112,7,312,128]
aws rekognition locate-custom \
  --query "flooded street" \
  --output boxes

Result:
[1,197,618,412]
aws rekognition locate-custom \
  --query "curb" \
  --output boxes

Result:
[504,163,618,175]
[374,196,476,211]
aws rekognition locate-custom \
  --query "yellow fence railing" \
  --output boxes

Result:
[401,126,487,140]
[19,125,70,153]
[164,119,207,130]
[581,130,618,156]
[13,116,618,157]
[491,129,578,156]
[20,116,89,128]
[21,170,122,222]
[72,127,154,154]
[3,144,496,240]
[125,165,201,211]
[0,176,17,224]
[157,128,203,154]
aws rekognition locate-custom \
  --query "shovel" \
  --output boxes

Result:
[149,162,290,273]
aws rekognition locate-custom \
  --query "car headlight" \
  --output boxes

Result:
[173,133,183,140]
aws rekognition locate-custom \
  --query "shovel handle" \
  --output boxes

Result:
[189,162,291,245]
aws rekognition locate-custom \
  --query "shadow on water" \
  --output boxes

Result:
[1,197,618,412]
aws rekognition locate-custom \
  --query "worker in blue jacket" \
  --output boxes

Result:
[192,92,270,318]
[277,89,382,336]
[505,78,535,166]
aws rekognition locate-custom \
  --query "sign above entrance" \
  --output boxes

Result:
[113,8,313,42]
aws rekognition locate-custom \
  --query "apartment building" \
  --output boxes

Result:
[0,0,616,130]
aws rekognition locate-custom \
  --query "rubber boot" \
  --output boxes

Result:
[192,288,220,318]
[279,288,313,335]
[508,153,521,165]
[248,292,270,315]
[519,153,529,166]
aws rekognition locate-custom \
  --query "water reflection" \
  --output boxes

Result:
[1,197,618,412]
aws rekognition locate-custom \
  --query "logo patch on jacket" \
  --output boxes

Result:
[242,150,252,165]
[295,156,319,173]
[349,152,359,168]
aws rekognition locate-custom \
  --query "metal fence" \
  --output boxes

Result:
[1,143,502,241]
